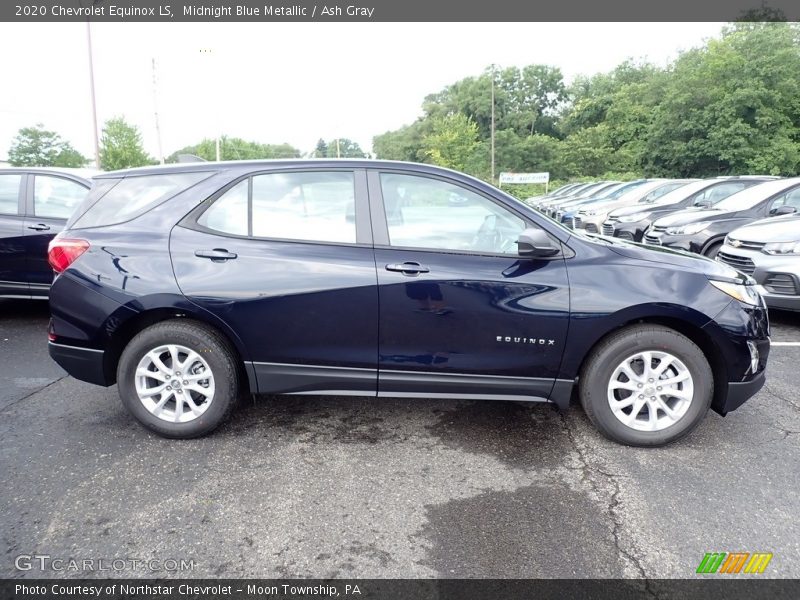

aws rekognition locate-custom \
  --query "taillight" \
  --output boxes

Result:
[48,238,90,274]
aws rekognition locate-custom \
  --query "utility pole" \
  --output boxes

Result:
[490,64,496,185]
[86,22,101,168]
[151,58,164,165]
[336,138,341,158]
[200,47,221,161]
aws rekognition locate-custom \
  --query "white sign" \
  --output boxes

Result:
[499,172,550,184]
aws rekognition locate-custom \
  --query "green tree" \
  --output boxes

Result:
[316,138,367,158]
[643,22,800,176]
[99,117,153,170]
[419,114,479,171]
[8,124,87,167]
[166,137,301,162]
[314,138,328,158]
[373,121,425,162]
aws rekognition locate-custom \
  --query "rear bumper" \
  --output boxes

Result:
[718,370,766,415]
[48,341,111,386]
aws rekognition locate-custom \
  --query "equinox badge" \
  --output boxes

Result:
[497,336,555,345]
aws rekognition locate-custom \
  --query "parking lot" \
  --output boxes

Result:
[1,298,799,579]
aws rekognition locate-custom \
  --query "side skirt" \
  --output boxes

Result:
[250,361,572,405]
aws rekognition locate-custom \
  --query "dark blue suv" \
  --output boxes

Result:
[47,161,770,446]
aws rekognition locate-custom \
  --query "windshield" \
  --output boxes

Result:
[579,182,619,198]
[640,179,714,205]
[715,179,797,211]
[637,181,692,203]
[603,180,648,200]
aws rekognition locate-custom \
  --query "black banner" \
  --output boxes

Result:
[2,0,800,22]
[3,579,800,600]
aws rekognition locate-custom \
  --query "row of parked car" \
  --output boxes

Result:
[528,177,800,312]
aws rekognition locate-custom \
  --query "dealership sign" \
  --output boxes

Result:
[499,172,550,184]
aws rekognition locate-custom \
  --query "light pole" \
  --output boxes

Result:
[151,58,164,164]
[200,47,221,161]
[490,64,496,185]
[85,21,101,168]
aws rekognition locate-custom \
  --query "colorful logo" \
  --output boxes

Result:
[696,552,773,574]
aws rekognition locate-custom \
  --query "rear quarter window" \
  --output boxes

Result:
[68,172,212,229]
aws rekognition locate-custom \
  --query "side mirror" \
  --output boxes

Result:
[694,199,712,208]
[517,228,560,258]
[771,205,797,216]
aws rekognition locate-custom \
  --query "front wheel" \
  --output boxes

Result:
[579,325,713,446]
[117,319,240,438]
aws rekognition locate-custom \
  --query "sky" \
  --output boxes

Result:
[0,22,725,162]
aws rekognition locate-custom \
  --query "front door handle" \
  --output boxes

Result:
[194,248,238,261]
[385,262,430,275]
[27,223,50,231]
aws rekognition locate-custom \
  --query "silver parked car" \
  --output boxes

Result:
[717,214,800,311]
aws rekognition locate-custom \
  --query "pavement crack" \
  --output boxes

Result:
[764,384,800,413]
[0,375,67,413]
[560,414,657,595]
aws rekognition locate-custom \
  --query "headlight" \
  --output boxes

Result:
[616,212,650,223]
[665,221,711,235]
[709,280,762,306]
[762,240,800,255]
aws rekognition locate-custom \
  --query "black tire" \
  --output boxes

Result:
[704,241,723,259]
[579,324,713,447]
[117,319,240,439]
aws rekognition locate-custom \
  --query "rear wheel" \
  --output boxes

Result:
[117,319,239,438]
[579,325,713,446]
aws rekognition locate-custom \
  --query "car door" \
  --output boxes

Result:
[368,170,570,401]
[0,172,28,297]
[23,173,90,297]
[170,168,379,395]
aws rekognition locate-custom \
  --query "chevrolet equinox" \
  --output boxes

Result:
[47,161,770,446]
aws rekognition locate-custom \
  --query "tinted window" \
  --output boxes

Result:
[34,175,88,219]
[379,173,526,254]
[71,172,211,229]
[0,174,22,215]
[198,171,357,244]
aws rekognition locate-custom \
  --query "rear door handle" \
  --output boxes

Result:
[194,248,238,261]
[385,262,430,274]
[27,223,50,231]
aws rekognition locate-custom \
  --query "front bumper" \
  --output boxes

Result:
[702,297,770,416]
[605,219,650,241]
[722,371,767,415]
[716,246,800,312]
[644,231,709,254]
[575,214,606,233]
[48,341,111,386]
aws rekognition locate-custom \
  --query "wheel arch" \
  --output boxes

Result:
[572,314,729,414]
[101,306,255,393]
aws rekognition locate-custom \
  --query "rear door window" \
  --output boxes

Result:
[196,171,357,244]
[33,175,89,219]
[0,174,22,215]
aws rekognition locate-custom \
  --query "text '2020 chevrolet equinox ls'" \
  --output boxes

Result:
[47,161,770,446]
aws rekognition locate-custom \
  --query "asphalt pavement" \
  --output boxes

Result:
[1,299,799,579]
